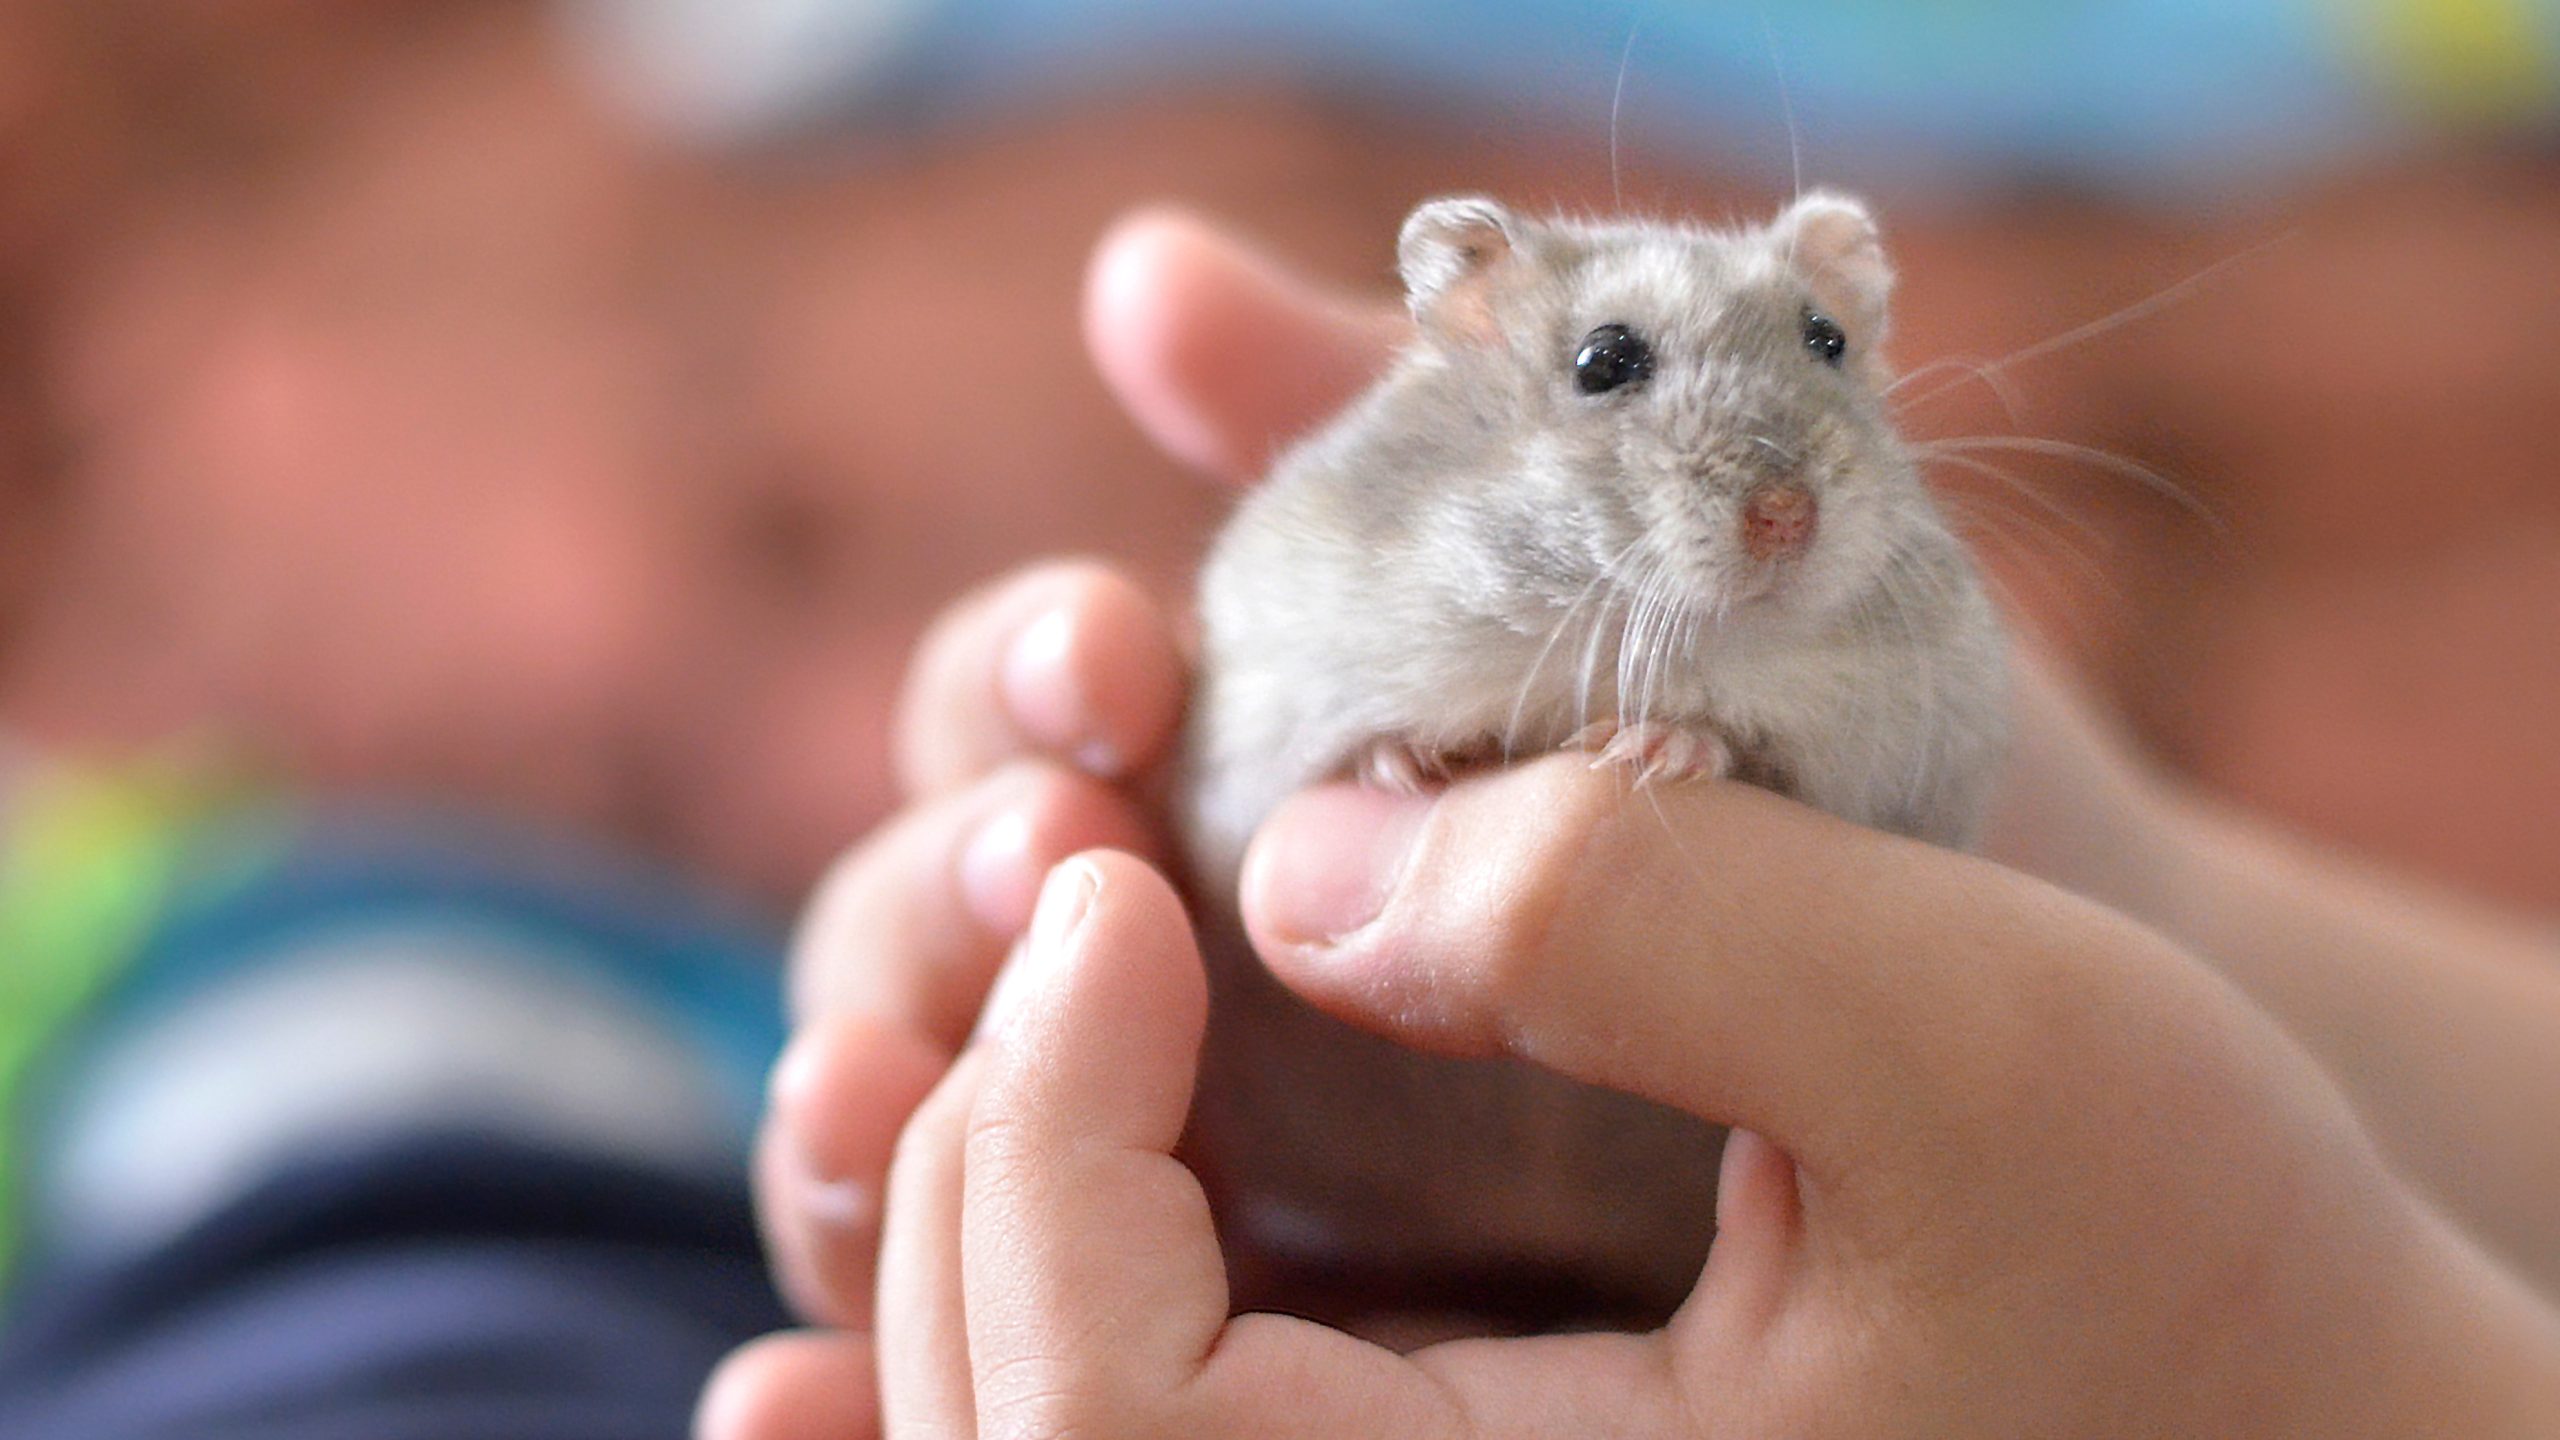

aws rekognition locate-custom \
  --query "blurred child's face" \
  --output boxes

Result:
[12,44,1231,897]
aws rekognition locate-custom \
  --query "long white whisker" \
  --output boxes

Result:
[1608,13,1647,211]
[1897,234,2294,413]
[1937,494,2117,604]
[1923,434,2230,538]
[1757,5,1802,206]
[1885,355,2026,423]
[1921,449,2118,560]
[1507,536,1646,757]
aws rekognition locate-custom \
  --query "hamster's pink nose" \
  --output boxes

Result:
[1742,483,1818,560]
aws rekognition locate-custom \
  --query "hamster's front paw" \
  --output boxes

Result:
[1354,737,1462,794]
[1570,719,1732,789]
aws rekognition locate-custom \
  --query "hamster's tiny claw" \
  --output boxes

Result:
[1356,738,1452,795]
[1570,720,1732,789]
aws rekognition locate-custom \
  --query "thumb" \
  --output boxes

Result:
[1082,207,1408,485]
[1236,759,2202,1182]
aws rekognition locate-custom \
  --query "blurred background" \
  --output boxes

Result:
[3,0,2557,914]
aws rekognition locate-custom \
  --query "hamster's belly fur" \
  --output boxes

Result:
[1179,533,2005,1327]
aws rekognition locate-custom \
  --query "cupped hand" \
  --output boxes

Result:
[857,774,2553,1439]
[695,554,1186,1440]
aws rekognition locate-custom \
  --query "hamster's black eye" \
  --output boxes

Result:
[1801,309,1847,367]
[1573,324,1654,395]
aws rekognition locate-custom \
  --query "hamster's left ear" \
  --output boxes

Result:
[1775,190,1893,350]
[1398,196,1521,345]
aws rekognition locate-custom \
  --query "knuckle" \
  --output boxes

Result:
[976,1341,1193,1440]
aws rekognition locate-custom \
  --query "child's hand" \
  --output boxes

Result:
[750,557,1187,1332]
[1081,209,2560,1292]
[699,207,2560,1436]
[837,782,2554,1439]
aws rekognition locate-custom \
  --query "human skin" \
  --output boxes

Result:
[790,836,2560,1439]
[700,212,2560,1437]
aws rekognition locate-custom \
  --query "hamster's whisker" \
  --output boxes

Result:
[1921,451,2117,569]
[1613,562,1649,736]
[1935,492,2134,623]
[1744,432,1800,468]
[1616,554,1676,750]
[1642,558,1680,724]
[1575,577,1619,742]
[1933,489,2108,598]
[1508,536,1646,759]
[1885,357,2025,424]
[1893,234,2293,415]
[1922,434,2229,540]
[1759,5,1805,207]
[1959,501,2115,603]
[1607,12,1646,211]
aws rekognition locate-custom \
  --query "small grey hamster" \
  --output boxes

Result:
[1178,192,2009,1328]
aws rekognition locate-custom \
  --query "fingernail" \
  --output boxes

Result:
[791,1163,878,1233]
[956,804,1039,933]
[1246,787,1429,946]
[1001,606,1123,777]
[1031,856,1101,954]
[975,859,1100,1042]
[764,1041,880,1229]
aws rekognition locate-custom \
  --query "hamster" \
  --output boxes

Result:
[1178,192,2009,1330]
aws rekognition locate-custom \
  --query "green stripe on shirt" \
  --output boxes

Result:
[0,758,251,1288]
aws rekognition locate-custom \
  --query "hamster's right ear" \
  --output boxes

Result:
[1398,196,1520,345]
[1773,191,1893,347]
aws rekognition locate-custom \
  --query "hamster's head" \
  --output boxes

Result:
[1396,192,1944,628]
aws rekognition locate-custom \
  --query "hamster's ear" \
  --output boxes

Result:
[1398,196,1519,344]
[1774,190,1893,347]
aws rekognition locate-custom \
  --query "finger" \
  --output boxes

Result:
[696,1330,879,1440]
[1083,207,1408,486]
[790,760,1156,1038]
[961,854,1230,1417]
[756,1013,947,1329]
[1236,759,2203,1178]
[877,1050,988,1440]
[971,854,1677,1440]
[893,560,1185,799]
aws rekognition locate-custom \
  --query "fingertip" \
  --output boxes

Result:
[993,567,1185,783]
[1085,207,1238,479]
[1240,783,1433,953]
[1708,1127,1800,1289]
[897,560,1184,795]
[791,759,1158,1042]
[987,849,1206,1146]
[696,1330,879,1440]
[960,849,1233,1402]
[953,761,1160,938]
[1237,768,1593,1059]
[1082,205,1405,485]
